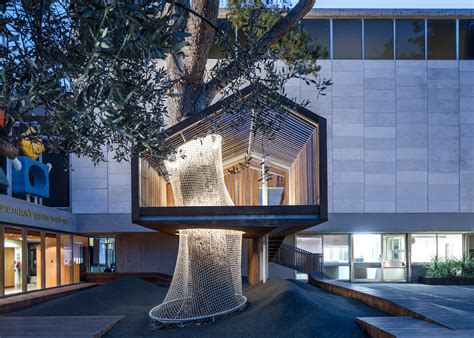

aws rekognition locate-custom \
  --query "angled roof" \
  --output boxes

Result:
[142,84,326,171]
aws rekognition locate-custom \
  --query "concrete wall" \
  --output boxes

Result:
[301,59,474,214]
[71,151,131,214]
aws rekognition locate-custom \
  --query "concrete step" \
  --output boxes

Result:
[356,316,474,338]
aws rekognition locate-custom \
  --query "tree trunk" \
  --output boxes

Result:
[166,0,219,123]
[166,0,315,124]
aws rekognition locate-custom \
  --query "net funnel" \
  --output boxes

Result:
[149,134,247,324]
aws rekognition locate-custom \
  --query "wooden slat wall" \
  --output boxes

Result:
[289,131,319,205]
[224,166,286,206]
[139,158,289,207]
[139,159,168,207]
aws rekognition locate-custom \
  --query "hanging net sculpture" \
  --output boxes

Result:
[149,134,247,324]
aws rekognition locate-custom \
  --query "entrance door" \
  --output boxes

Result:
[382,234,407,282]
[4,248,15,288]
[352,234,382,282]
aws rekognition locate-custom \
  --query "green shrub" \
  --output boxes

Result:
[423,255,474,279]
[457,254,474,278]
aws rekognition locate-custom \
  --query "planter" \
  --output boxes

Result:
[419,276,474,285]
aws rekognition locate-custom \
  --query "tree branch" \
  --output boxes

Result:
[204,0,315,103]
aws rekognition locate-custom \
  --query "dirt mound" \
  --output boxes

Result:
[12,276,167,317]
[9,277,382,337]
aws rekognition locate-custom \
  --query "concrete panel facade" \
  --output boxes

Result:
[301,60,473,214]
[71,151,131,214]
[70,60,473,218]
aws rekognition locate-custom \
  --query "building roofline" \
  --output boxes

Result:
[219,8,474,19]
[305,8,474,18]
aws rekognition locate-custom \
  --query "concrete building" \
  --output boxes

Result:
[0,7,473,298]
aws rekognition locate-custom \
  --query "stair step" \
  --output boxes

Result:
[356,317,472,338]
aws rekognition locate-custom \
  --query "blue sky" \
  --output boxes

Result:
[315,0,474,9]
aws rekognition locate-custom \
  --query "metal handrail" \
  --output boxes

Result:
[272,243,323,274]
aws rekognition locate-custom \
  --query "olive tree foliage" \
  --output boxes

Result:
[0,0,188,163]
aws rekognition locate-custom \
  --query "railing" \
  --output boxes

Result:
[272,243,323,274]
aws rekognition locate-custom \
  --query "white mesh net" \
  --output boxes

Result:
[149,134,247,324]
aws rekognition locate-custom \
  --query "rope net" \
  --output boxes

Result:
[149,134,247,323]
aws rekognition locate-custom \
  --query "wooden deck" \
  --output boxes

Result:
[0,316,124,337]
[309,275,474,337]
[0,283,98,314]
[356,317,473,338]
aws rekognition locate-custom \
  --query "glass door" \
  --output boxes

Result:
[382,234,407,282]
[352,234,382,282]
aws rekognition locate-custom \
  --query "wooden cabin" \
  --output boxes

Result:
[131,85,328,239]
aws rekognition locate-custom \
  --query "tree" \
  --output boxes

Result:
[166,0,330,125]
[0,0,188,163]
[0,0,329,168]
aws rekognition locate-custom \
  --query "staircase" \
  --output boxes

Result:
[271,242,323,274]
[268,236,285,261]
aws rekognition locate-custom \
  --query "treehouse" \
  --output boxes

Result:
[131,85,328,239]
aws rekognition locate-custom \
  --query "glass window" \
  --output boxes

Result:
[364,20,394,59]
[26,230,41,291]
[396,19,425,59]
[353,234,381,263]
[460,19,474,60]
[438,234,463,260]
[296,236,322,254]
[323,266,350,280]
[410,234,437,263]
[4,227,23,295]
[427,19,456,60]
[333,19,362,59]
[60,234,72,285]
[45,233,58,288]
[73,236,88,283]
[90,237,116,272]
[301,19,330,59]
[323,235,349,263]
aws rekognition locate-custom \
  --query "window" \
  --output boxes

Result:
[45,233,58,288]
[296,236,322,254]
[323,235,349,263]
[301,19,330,59]
[90,237,116,272]
[364,20,394,59]
[438,234,463,260]
[4,227,23,295]
[410,234,437,263]
[73,236,89,283]
[396,19,425,59]
[427,19,456,60]
[460,19,474,60]
[42,152,70,208]
[353,234,381,263]
[333,19,362,59]
[26,230,41,291]
[60,234,73,285]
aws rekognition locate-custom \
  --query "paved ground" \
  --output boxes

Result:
[361,283,474,330]
[311,277,474,337]
[5,277,383,337]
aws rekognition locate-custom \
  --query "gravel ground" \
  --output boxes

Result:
[8,277,384,337]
